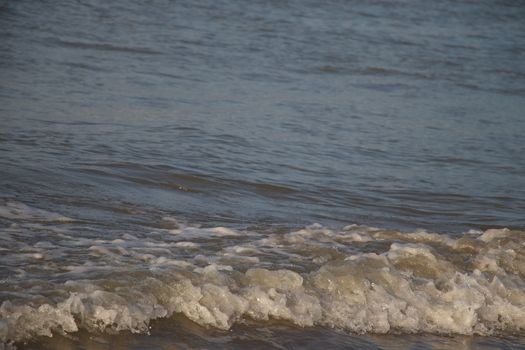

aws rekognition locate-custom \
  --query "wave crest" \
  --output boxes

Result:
[1,224,525,345]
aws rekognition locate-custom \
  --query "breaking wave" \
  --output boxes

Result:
[1,203,524,345]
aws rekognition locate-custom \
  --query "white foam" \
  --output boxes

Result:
[208,227,240,237]
[168,226,240,239]
[1,223,525,345]
[174,241,200,248]
[478,228,511,242]
[0,201,73,222]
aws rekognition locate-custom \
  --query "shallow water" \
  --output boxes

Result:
[1,0,525,348]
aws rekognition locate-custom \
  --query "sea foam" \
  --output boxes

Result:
[1,220,524,345]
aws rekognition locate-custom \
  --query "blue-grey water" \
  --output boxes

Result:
[1,0,525,349]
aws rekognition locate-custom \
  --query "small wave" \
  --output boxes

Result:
[0,201,74,222]
[1,221,524,346]
[54,39,163,55]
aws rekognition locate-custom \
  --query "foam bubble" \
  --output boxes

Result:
[0,201,73,222]
[1,222,525,346]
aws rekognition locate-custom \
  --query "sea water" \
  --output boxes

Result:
[1,0,524,349]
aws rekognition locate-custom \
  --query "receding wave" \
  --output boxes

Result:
[1,202,524,346]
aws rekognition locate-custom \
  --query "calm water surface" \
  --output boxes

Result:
[1,0,525,349]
